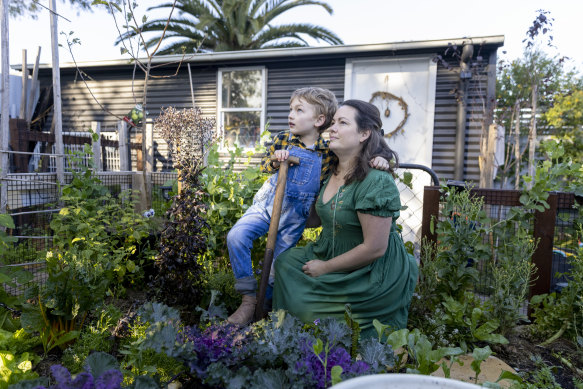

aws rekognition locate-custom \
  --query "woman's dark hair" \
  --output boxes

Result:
[332,99,399,185]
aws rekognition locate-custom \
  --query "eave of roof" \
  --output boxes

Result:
[27,35,504,70]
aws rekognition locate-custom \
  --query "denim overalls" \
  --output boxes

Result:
[227,135,322,297]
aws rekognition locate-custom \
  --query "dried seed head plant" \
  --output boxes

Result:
[155,106,217,189]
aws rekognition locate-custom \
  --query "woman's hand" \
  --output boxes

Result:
[302,260,329,277]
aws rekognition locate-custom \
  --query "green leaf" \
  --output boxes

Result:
[496,370,523,384]
[312,338,323,355]
[84,351,119,377]
[372,319,390,341]
[0,214,15,229]
[386,328,409,350]
[472,345,492,362]
[126,260,136,273]
[330,365,343,386]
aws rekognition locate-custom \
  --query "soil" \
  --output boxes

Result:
[492,325,582,388]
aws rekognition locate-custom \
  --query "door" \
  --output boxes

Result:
[345,56,437,251]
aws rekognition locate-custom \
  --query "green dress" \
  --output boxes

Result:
[273,169,419,338]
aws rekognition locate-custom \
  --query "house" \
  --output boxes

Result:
[34,35,504,183]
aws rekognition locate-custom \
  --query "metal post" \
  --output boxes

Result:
[145,118,153,208]
[118,120,129,171]
[49,0,64,186]
[20,49,27,119]
[1,0,10,213]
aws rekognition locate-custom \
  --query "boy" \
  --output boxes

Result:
[227,87,389,325]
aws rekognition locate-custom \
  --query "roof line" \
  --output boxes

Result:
[29,35,504,69]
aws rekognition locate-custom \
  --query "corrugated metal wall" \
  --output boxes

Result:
[265,60,346,133]
[38,48,496,182]
[39,66,217,171]
[431,56,491,184]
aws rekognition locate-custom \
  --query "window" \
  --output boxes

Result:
[217,67,266,150]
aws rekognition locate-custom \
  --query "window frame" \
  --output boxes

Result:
[217,66,267,150]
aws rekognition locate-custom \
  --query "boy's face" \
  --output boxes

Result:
[288,98,325,138]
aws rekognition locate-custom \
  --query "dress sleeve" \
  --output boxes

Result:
[354,170,401,218]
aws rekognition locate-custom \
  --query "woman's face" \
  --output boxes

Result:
[328,105,370,155]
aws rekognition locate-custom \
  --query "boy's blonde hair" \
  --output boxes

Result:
[290,87,338,132]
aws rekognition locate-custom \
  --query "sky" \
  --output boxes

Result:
[4,0,583,73]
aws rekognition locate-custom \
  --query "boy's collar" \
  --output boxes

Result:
[291,131,328,151]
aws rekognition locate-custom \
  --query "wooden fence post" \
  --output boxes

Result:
[91,121,101,172]
[421,186,441,261]
[1,0,10,214]
[530,192,558,299]
[49,0,64,186]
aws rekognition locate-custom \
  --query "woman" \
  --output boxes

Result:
[272,99,418,338]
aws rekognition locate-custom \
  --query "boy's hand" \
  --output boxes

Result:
[274,149,290,162]
[369,156,390,172]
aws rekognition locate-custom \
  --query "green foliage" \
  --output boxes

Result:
[297,227,322,247]
[51,167,157,295]
[200,142,268,269]
[19,147,156,355]
[384,327,463,375]
[0,329,40,356]
[433,184,491,300]
[486,229,537,336]
[530,238,583,343]
[200,269,239,314]
[343,304,361,359]
[543,88,583,162]
[0,351,39,389]
[0,215,33,295]
[61,329,113,373]
[111,0,343,54]
[119,303,189,383]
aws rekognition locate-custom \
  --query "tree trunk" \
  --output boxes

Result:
[514,102,521,190]
[141,64,151,208]
[527,84,538,189]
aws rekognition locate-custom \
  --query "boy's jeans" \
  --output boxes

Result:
[227,145,322,297]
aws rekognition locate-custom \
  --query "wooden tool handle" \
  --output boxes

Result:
[270,155,300,166]
[255,156,300,321]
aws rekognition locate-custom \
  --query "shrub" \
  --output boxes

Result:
[150,107,216,311]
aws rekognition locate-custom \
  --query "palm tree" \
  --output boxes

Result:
[115,0,343,54]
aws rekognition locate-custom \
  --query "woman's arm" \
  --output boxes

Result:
[302,213,391,277]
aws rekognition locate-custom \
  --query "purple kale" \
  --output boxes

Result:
[95,369,123,389]
[50,365,72,386]
[182,322,249,376]
[294,339,370,389]
[49,364,123,389]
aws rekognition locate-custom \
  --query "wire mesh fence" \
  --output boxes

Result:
[395,163,440,259]
[1,170,178,295]
[421,186,581,317]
